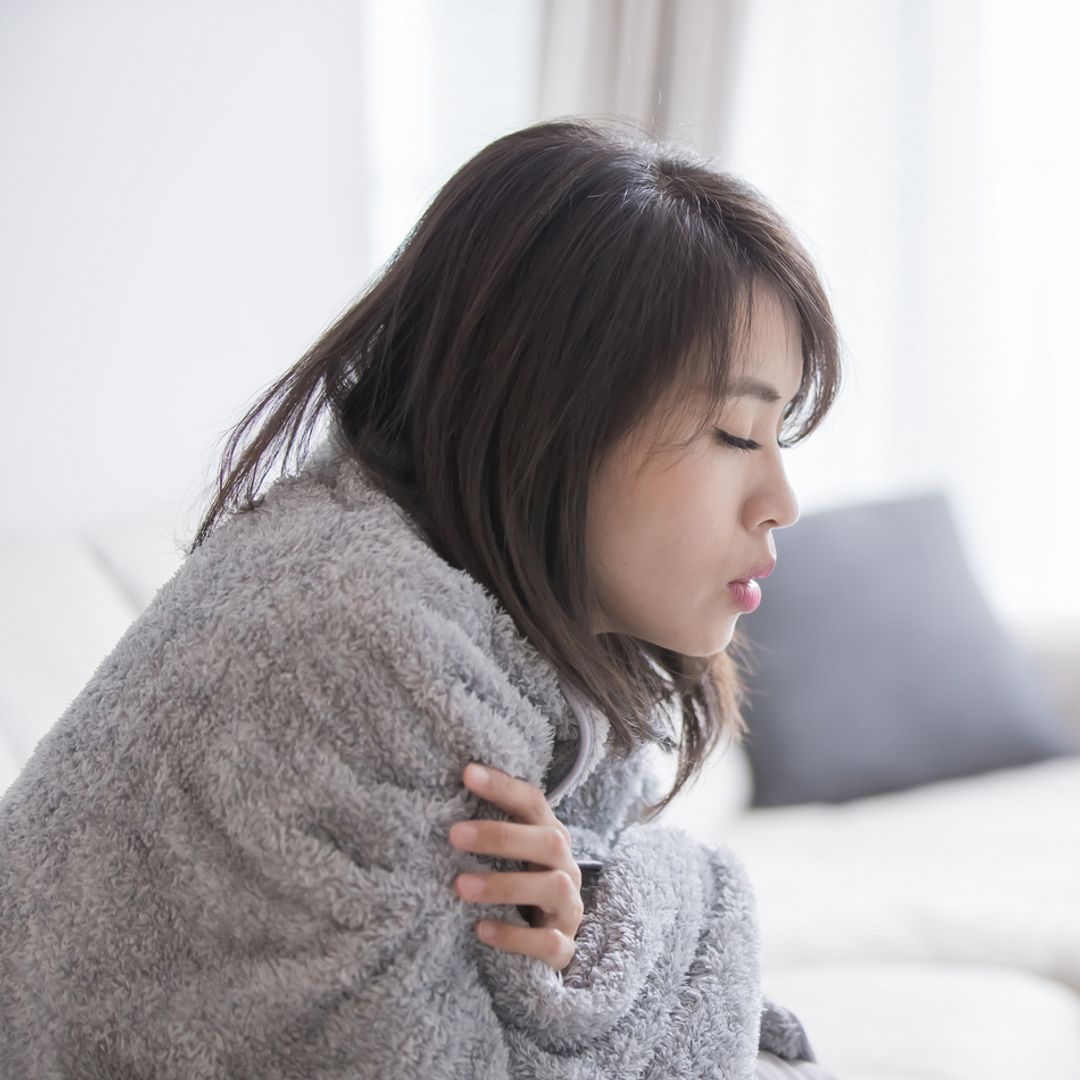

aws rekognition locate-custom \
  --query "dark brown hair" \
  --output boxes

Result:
[188,116,843,820]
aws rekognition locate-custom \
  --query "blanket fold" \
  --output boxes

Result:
[0,433,817,1078]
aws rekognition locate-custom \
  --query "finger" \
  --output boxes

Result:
[462,763,567,835]
[449,819,572,869]
[455,869,583,931]
[474,918,576,973]
[526,858,582,889]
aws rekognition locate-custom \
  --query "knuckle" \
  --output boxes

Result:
[553,869,578,903]
[545,927,566,954]
[529,788,549,819]
[560,939,577,969]
[546,928,575,971]
[548,826,572,862]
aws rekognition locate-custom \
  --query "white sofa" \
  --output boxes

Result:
[3,515,1079,1080]
[656,620,1080,1080]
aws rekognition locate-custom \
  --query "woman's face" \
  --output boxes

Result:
[585,286,803,656]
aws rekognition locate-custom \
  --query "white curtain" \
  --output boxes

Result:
[732,0,1079,630]
[2,0,1076,628]
[535,0,749,158]
[532,0,1080,630]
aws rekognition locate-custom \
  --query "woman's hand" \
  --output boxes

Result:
[449,762,583,974]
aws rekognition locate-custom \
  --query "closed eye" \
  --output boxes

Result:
[714,429,792,452]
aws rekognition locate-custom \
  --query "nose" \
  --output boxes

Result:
[761,459,800,530]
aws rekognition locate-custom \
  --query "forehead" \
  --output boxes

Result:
[640,284,805,442]
[736,285,802,369]
[702,286,804,400]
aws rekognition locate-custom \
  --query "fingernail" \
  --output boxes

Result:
[467,764,489,786]
[477,921,496,941]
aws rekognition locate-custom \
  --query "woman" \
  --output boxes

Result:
[0,117,843,1077]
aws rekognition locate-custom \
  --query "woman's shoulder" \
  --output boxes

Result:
[113,445,528,733]
[162,460,424,634]
[195,442,490,625]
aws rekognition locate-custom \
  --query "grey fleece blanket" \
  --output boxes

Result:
[0,431,819,1078]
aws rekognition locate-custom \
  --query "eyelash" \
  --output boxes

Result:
[714,429,792,452]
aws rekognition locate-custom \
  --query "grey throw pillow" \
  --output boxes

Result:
[737,490,1079,807]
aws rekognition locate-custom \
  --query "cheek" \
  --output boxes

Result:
[596,462,737,591]
[587,474,671,615]
[586,454,745,649]
[656,456,741,548]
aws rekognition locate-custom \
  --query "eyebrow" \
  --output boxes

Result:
[728,376,783,404]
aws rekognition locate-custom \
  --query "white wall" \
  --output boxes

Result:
[0,0,542,544]
[2,0,1077,630]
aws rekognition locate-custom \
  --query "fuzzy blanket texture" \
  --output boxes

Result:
[0,431,819,1078]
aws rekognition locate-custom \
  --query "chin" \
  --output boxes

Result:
[621,604,739,656]
[703,615,740,656]
[654,620,737,659]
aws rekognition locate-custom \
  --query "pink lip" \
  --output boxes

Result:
[728,558,776,584]
[728,580,761,613]
[727,557,774,614]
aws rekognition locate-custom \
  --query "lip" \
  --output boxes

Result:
[728,579,762,613]
[728,558,776,585]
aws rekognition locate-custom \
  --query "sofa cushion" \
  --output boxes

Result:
[83,513,188,613]
[0,533,139,798]
[721,753,1080,994]
[760,960,1080,1080]
[737,490,1078,807]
